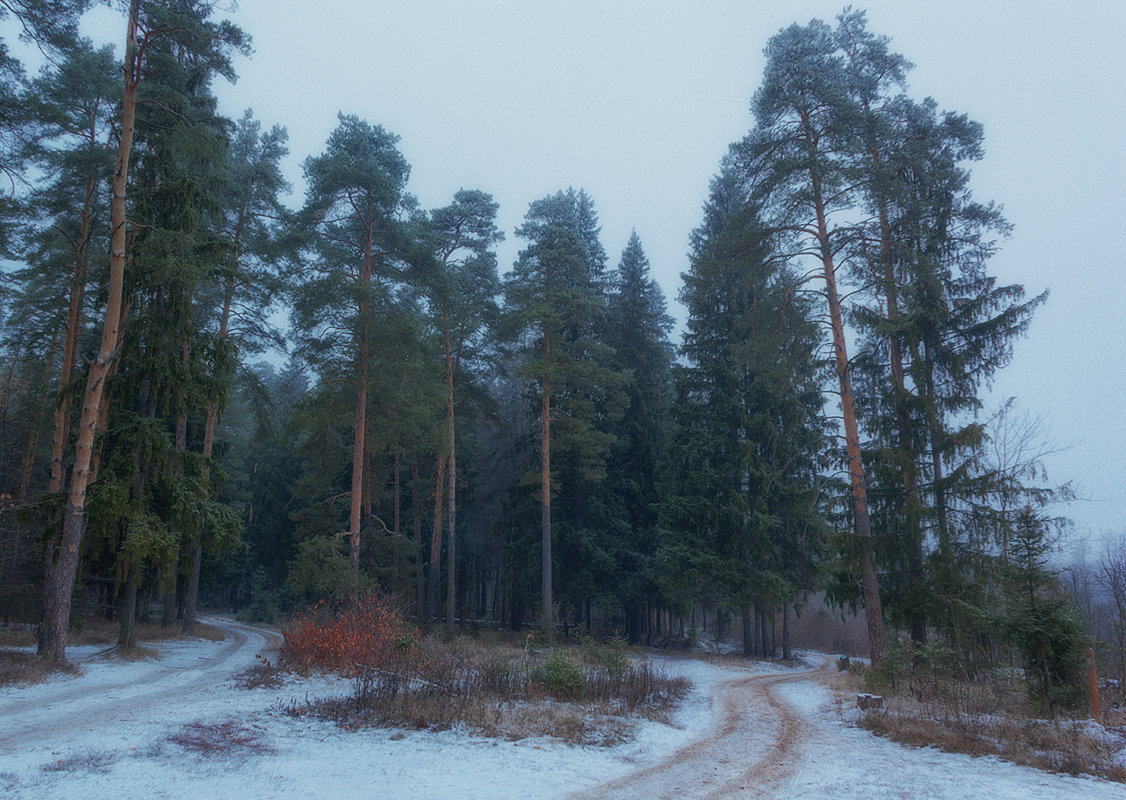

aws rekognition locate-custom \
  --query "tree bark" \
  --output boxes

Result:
[428,455,445,621]
[540,372,553,639]
[18,328,60,502]
[412,457,424,615]
[40,3,141,662]
[349,224,374,576]
[49,171,97,495]
[806,125,885,664]
[444,328,457,625]
[117,561,138,652]
[782,604,792,661]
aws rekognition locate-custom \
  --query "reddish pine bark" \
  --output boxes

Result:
[40,2,142,662]
[806,127,885,664]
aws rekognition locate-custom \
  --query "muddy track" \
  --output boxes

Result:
[0,617,282,749]
[571,656,832,800]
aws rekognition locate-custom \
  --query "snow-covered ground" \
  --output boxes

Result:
[0,622,1122,799]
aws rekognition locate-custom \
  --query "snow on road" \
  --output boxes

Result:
[0,626,1121,799]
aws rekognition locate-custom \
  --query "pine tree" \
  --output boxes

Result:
[420,188,502,623]
[292,113,411,575]
[18,38,117,499]
[741,18,887,661]
[39,0,247,661]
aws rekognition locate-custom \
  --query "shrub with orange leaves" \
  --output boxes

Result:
[279,594,420,678]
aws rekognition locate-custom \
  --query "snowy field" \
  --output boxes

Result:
[0,619,1122,799]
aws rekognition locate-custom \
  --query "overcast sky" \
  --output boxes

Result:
[63,1,1126,543]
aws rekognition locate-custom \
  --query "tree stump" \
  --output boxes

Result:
[857,693,883,710]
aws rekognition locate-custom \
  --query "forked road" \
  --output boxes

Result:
[571,655,834,800]
[0,617,281,750]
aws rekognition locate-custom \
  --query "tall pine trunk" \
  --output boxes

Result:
[412,457,424,614]
[805,125,885,664]
[49,171,97,495]
[428,455,445,621]
[349,226,375,577]
[540,373,553,639]
[40,3,141,662]
[444,329,457,625]
[871,146,926,645]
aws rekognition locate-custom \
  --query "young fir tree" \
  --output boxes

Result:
[661,183,827,657]
[602,231,674,641]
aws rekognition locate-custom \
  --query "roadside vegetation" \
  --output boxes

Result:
[265,594,689,745]
[841,642,1126,782]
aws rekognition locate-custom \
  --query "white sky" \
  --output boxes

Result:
[62,1,1126,541]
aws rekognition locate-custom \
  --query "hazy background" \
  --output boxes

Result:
[58,1,1126,543]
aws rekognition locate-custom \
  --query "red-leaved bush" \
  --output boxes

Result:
[279,594,420,677]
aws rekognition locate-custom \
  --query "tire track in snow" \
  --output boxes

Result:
[570,655,832,800]
[0,617,282,750]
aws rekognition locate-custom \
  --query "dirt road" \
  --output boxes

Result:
[0,617,281,750]
[571,655,833,800]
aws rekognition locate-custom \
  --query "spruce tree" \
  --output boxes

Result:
[602,231,674,641]
[501,191,624,636]
[662,186,827,655]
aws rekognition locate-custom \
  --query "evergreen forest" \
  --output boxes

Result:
[0,2,1112,706]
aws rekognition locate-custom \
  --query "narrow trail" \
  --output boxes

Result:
[570,655,833,800]
[0,617,282,750]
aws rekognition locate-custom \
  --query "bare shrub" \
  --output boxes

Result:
[288,627,689,744]
[852,646,1126,783]
[279,594,419,677]
[169,719,274,756]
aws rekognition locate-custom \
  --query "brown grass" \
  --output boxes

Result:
[837,669,1126,782]
[234,660,285,690]
[0,650,80,686]
[0,617,227,648]
[168,719,274,756]
[41,749,117,774]
[288,634,688,745]
[69,618,226,646]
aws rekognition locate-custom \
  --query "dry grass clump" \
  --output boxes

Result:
[278,598,688,744]
[0,650,80,686]
[41,749,117,774]
[842,660,1126,782]
[168,719,274,756]
[0,625,36,647]
[234,657,285,690]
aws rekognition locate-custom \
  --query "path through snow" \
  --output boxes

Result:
[0,625,1121,799]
